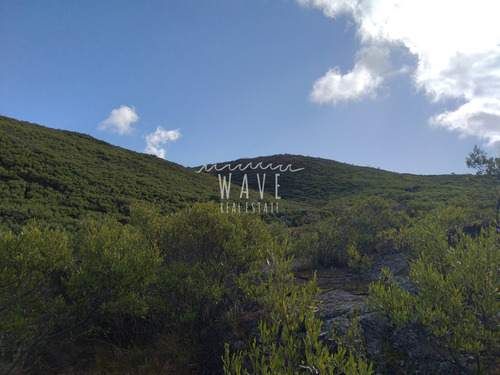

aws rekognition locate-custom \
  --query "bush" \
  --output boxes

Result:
[294,196,407,268]
[347,242,373,272]
[222,246,373,375]
[65,217,162,344]
[0,222,72,374]
[368,222,500,374]
[131,201,273,328]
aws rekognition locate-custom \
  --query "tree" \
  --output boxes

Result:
[466,145,500,177]
[466,145,500,227]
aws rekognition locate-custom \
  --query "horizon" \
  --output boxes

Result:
[1,1,499,175]
[1,113,477,177]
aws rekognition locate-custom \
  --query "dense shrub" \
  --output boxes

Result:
[294,196,407,267]
[0,222,72,374]
[368,211,500,374]
[65,217,162,344]
[223,247,373,375]
[0,203,275,373]
[131,201,273,328]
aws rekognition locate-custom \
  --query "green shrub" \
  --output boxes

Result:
[131,201,273,328]
[368,223,500,374]
[294,225,350,267]
[347,242,373,272]
[295,196,407,268]
[223,247,373,375]
[0,222,72,374]
[65,217,162,342]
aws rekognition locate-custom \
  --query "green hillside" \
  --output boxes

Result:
[0,116,316,230]
[2,115,499,375]
[197,154,480,212]
[0,115,224,230]
[0,115,481,231]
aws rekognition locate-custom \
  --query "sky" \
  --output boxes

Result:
[1,0,499,175]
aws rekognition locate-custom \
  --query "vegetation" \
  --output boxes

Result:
[1,116,500,374]
[0,115,483,231]
[368,206,500,374]
[130,201,272,329]
[0,115,220,230]
[0,203,274,374]
[200,154,482,214]
[0,222,73,374]
[293,196,408,267]
[223,247,373,375]
[466,145,500,226]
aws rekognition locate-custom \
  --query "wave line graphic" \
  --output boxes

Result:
[195,162,305,173]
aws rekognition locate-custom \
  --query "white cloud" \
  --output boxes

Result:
[299,0,500,148]
[297,0,358,18]
[310,45,389,104]
[99,105,139,135]
[144,126,181,159]
[430,98,500,144]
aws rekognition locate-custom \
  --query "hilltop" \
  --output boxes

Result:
[196,154,478,212]
[0,115,480,230]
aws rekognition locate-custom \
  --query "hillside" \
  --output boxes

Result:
[0,115,224,230]
[2,115,498,375]
[0,115,481,230]
[0,116,317,230]
[196,154,479,212]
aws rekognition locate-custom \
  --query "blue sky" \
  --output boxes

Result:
[1,0,499,175]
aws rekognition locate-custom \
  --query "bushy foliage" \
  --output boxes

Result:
[0,202,276,373]
[131,201,273,327]
[384,200,485,258]
[295,196,407,267]
[65,217,162,342]
[159,202,270,270]
[0,222,72,374]
[223,247,373,375]
[368,214,500,374]
[347,242,373,272]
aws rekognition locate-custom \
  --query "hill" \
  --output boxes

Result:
[196,154,479,213]
[0,115,481,230]
[1,115,496,375]
[0,116,315,230]
[0,115,224,230]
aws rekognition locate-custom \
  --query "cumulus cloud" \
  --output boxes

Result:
[310,45,389,104]
[298,0,500,148]
[144,126,181,159]
[99,105,139,135]
[430,98,500,143]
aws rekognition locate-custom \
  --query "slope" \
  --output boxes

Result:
[0,115,222,230]
[1,115,482,231]
[196,154,480,212]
